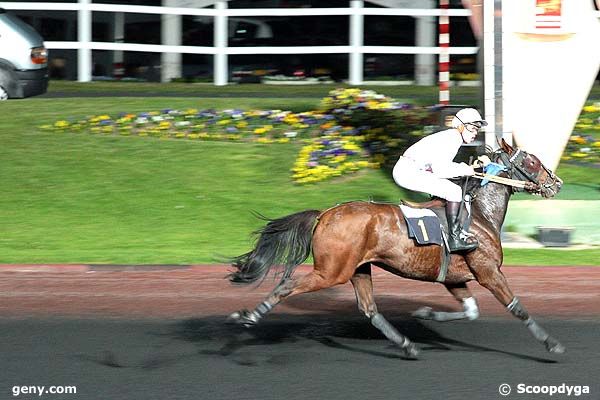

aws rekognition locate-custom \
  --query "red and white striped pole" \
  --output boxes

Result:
[439,0,450,105]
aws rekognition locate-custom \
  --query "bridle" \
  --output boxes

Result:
[492,147,559,194]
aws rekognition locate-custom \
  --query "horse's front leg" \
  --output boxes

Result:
[475,267,565,354]
[413,282,480,322]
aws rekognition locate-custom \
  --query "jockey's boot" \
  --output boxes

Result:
[446,201,478,253]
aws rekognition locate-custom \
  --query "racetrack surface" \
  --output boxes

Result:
[1,265,599,400]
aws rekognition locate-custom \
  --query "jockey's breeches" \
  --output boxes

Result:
[393,156,463,202]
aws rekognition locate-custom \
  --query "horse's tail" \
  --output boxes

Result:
[229,209,321,285]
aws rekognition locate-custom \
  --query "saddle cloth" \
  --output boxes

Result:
[399,205,444,245]
[399,204,451,283]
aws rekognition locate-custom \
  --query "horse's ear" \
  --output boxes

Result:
[499,138,514,154]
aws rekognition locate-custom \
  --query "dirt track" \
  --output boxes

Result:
[2,265,599,400]
[1,265,598,319]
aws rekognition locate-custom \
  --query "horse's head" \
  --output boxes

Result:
[493,139,563,198]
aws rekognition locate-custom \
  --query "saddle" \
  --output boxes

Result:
[400,196,474,242]
[398,196,474,283]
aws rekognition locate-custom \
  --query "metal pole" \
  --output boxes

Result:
[78,0,92,82]
[214,0,228,86]
[349,0,364,85]
[483,0,504,147]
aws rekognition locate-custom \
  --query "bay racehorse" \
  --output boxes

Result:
[228,139,565,359]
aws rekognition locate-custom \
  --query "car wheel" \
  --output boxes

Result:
[0,86,8,100]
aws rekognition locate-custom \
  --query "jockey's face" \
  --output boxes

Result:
[459,123,478,143]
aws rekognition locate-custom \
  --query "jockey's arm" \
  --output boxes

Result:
[430,161,475,179]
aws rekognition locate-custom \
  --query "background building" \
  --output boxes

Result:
[4,0,478,83]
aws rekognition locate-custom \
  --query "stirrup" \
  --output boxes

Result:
[448,235,479,253]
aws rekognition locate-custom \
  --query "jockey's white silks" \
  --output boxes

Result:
[393,128,473,202]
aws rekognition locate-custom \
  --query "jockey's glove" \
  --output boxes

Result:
[472,155,492,169]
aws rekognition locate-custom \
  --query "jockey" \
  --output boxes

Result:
[393,108,488,253]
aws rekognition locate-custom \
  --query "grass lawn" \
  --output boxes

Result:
[1,91,599,265]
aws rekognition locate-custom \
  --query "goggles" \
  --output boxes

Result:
[456,116,488,132]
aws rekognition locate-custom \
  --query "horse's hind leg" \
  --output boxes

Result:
[228,277,299,327]
[351,264,419,359]
[228,269,340,327]
[475,268,565,354]
[413,282,480,322]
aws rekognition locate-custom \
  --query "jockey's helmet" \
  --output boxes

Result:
[452,108,488,130]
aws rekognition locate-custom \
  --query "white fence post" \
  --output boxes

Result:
[415,0,436,85]
[113,12,124,67]
[349,0,364,85]
[161,0,182,83]
[214,0,228,86]
[77,0,92,82]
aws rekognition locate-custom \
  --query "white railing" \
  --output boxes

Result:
[0,1,479,85]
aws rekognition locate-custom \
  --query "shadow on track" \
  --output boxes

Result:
[168,310,558,365]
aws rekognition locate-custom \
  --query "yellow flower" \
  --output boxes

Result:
[583,105,600,113]
[342,142,360,151]
[254,128,266,134]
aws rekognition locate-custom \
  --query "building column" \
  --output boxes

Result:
[415,0,436,86]
[349,0,364,85]
[77,0,92,82]
[161,0,182,83]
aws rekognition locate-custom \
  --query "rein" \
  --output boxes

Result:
[486,148,554,193]
[472,172,538,190]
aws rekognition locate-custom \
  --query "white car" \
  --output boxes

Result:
[0,8,48,100]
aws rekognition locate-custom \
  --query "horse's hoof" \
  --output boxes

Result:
[412,306,434,320]
[227,309,259,328]
[402,343,420,360]
[545,337,566,354]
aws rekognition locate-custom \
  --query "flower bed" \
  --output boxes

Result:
[562,102,600,164]
[39,90,600,184]
[41,108,334,144]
